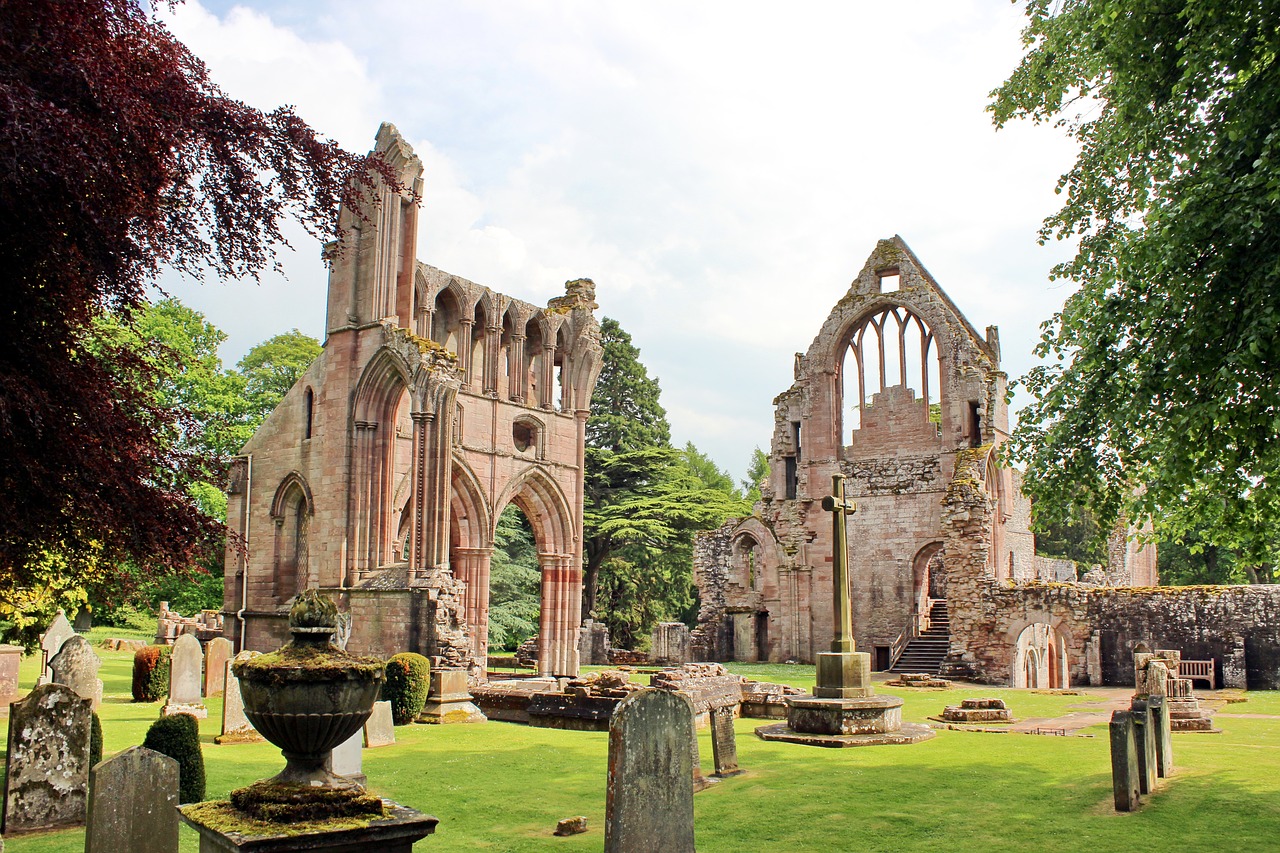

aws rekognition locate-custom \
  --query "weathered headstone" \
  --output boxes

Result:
[202,636,233,697]
[364,700,396,748]
[710,706,743,778]
[1130,700,1157,795]
[216,651,261,744]
[1147,695,1174,777]
[73,607,93,633]
[162,632,207,718]
[37,609,75,685]
[325,729,365,787]
[1109,710,1141,812]
[85,746,179,853]
[2,683,92,834]
[605,690,695,853]
[48,634,103,710]
[0,644,24,704]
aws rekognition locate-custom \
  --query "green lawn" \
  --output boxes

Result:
[5,649,1280,851]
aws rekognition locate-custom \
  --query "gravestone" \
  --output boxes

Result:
[1130,700,1157,795]
[85,746,179,853]
[710,705,742,778]
[2,683,92,834]
[202,636,233,697]
[364,700,396,748]
[216,651,261,744]
[162,633,207,719]
[1109,710,1141,812]
[325,729,365,787]
[38,609,75,685]
[1147,696,1174,777]
[605,690,695,853]
[0,644,24,704]
[48,634,103,710]
[73,608,93,633]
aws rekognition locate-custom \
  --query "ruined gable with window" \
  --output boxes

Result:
[222,124,602,679]
[693,237,1034,667]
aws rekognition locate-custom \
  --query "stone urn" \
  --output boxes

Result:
[231,590,386,820]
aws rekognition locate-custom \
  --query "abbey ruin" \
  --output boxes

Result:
[221,127,1280,693]
[691,238,1280,689]
[221,125,602,679]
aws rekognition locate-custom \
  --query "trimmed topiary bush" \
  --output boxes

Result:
[143,712,205,803]
[89,711,103,768]
[132,644,172,703]
[384,652,430,725]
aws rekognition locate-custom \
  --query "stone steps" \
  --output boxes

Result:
[888,601,950,675]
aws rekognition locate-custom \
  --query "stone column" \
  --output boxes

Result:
[483,324,501,394]
[456,318,475,388]
[508,333,526,402]
[351,421,376,582]
[453,547,493,662]
[540,343,557,409]
[409,411,451,580]
[538,553,580,678]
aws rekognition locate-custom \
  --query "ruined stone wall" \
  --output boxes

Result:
[947,581,1280,689]
[1033,556,1079,583]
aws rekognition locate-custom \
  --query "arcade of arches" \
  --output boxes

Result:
[221,125,602,679]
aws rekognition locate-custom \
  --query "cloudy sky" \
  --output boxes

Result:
[157,1,1079,481]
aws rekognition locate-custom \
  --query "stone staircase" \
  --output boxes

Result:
[889,600,950,674]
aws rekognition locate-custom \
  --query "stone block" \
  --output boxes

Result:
[1130,700,1157,795]
[1109,710,1141,812]
[419,668,486,724]
[2,683,92,833]
[1147,696,1173,777]
[554,816,588,836]
[364,700,395,748]
[605,690,695,853]
[86,746,179,853]
[813,651,873,699]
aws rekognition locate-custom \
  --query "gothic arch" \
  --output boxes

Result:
[449,456,492,551]
[496,466,575,556]
[270,473,313,602]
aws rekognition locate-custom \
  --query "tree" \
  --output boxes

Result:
[0,1,396,606]
[487,505,541,650]
[581,319,749,638]
[742,446,770,503]
[236,330,323,424]
[585,318,671,453]
[992,1,1280,573]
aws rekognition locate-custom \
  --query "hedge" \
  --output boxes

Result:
[384,652,430,725]
[131,645,172,703]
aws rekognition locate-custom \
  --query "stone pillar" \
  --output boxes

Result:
[409,398,454,581]
[540,343,557,409]
[456,318,475,388]
[351,421,376,582]
[1225,633,1247,689]
[454,547,493,663]
[508,333,526,402]
[483,324,501,394]
[538,553,580,678]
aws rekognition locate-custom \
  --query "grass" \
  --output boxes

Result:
[5,650,1280,851]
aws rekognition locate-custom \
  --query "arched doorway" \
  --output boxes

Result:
[1012,622,1071,689]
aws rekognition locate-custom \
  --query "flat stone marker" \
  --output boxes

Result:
[85,746,179,853]
[1109,710,1141,812]
[325,729,365,787]
[2,683,92,834]
[163,633,207,718]
[38,609,75,684]
[364,700,396,748]
[203,636,233,697]
[710,705,743,778]
[216,652,261,744]
[606,690,695,853]
[1131,700,1158,794]
[48,634,103,710]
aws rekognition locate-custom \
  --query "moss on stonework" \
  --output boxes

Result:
[234,643,385,685]
[182,799,389,838]
[229,780,385,823]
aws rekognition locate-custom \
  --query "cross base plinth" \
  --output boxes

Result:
[813,651,874,699]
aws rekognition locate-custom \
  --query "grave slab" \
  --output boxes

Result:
[204,637,234,697]
[48,635,103,711]
[164,633,207,719]
[86,746,179,853]
[1109,710,1142,812]
[363,701,395,748]
[605,690,695,853]
[217,652,263,744]
[37,610,75,685]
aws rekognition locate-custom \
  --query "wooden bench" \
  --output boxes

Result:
[1177,659,1216,690]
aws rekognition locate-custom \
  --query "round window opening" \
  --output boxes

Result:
[513,421,536,453]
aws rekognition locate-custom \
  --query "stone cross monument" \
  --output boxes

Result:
[754,473,934,747]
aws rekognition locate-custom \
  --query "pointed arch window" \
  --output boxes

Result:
[839,304,941,440]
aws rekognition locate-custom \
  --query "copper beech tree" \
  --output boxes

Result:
[0,0,398,614]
